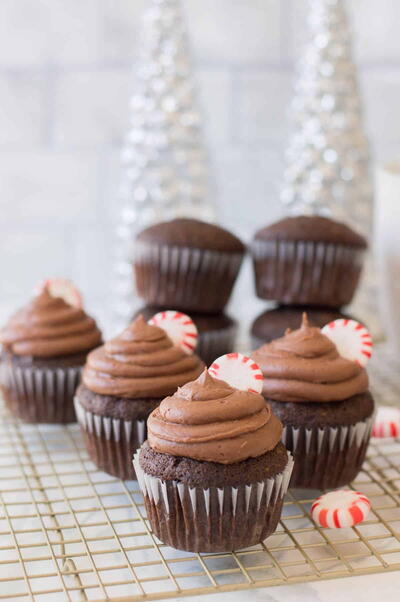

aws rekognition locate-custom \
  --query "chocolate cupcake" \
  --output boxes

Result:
[0,287,102,423]
[251,305,361,350]
[252,315,374,490]
[251,216,367,307]
[133,306,237,366]
[75,316,204,480]
[134,218,245,313]
[134,359,293,553]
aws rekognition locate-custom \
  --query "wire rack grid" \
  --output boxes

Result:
[1,346,400,602]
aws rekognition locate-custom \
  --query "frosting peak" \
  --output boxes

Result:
[0,290,102,358]
[83,316,204,399]
[147,370,283,463]
[252,315,368,403]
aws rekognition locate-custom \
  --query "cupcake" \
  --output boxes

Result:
[134,218,245,313]
[251,216,367,307]
[134,354,293,553]
[75,313,204,480]
[0,281,102,423]
[251,305,362,349]
[252,314,374,490]
[133,305,237,366]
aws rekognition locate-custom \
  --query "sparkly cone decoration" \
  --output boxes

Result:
[280,0,379,335]
[111,0,214,333]
[280,0,372,232]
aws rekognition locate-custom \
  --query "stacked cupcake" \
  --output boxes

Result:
[250,215,367,347]
[133,218,245,365]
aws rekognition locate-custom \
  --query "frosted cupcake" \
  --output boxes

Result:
[0,282,102,423]
[252,314,374,489]
[134,354,293,552]
[75,313,204,480]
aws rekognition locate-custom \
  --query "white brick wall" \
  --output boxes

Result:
[0,0,399,325]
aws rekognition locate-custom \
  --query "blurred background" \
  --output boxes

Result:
[0,0,399,325]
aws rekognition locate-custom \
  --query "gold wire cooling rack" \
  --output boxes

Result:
[1,346,400,602]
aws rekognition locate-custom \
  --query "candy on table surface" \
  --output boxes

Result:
[311,489,371,529]
[35,278,83,308]
[149,310,198,354]
[321,318,373,367]
[372,406,400,438]
[208,352,264,394]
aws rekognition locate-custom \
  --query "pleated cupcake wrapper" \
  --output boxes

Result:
[251,239,365,305]
[135,241,243,311]
[74,397,147,479]
[281,416,374,454]
[197,323,238,366]
[133,451,294,518]
[282,415,374,489]
[74,397,146,444]
[2,363,81,423]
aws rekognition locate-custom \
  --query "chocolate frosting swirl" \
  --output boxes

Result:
[83,316,204,399]
[0,290,102,358]
[252,314,369,403]
[147,370,283,464]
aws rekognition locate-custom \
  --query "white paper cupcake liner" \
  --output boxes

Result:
[134,241,243,312]
[251,239,365,306]
[282,415,374,490]
[1,362,81,423]
[74,398,147,480]
[133,450,293,553]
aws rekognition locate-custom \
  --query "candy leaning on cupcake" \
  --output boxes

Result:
[75,312,204,480]
[0,279,102,424]
[252,314,374,490]
[134,354,293,553]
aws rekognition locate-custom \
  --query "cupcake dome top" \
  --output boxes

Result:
[254,215,367,248]
[252,314,369,403]
[136,218,245,253]
[0,289,102,358]
[82,316,204,399]
[147,369,282,464]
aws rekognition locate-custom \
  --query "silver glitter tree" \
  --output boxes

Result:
[280,0,381,335]
[280,0,372,235]
[111,0,214,333]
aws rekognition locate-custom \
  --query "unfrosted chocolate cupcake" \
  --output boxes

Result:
[251,305,360,350]
[252,315,374,490]
[0,289,102,423]
[134,369,293,553]
[133,306,237,366]
[134,219,245,313]
[75,316,204,480]
[251,216,367,307]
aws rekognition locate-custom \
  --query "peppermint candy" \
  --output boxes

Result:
[149,310,198,354]
[372,406,400,438]
[208,353,264,394]
[311,489,371,529]
[321,319,373,367]
[36,278,83,308]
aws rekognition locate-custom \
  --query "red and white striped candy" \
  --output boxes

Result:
[35,278,83,308]
[372,406,400,438]
[321,319,373,367]
[311,490,370,529]
[149,310,198,354]
[208,353,264,394]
